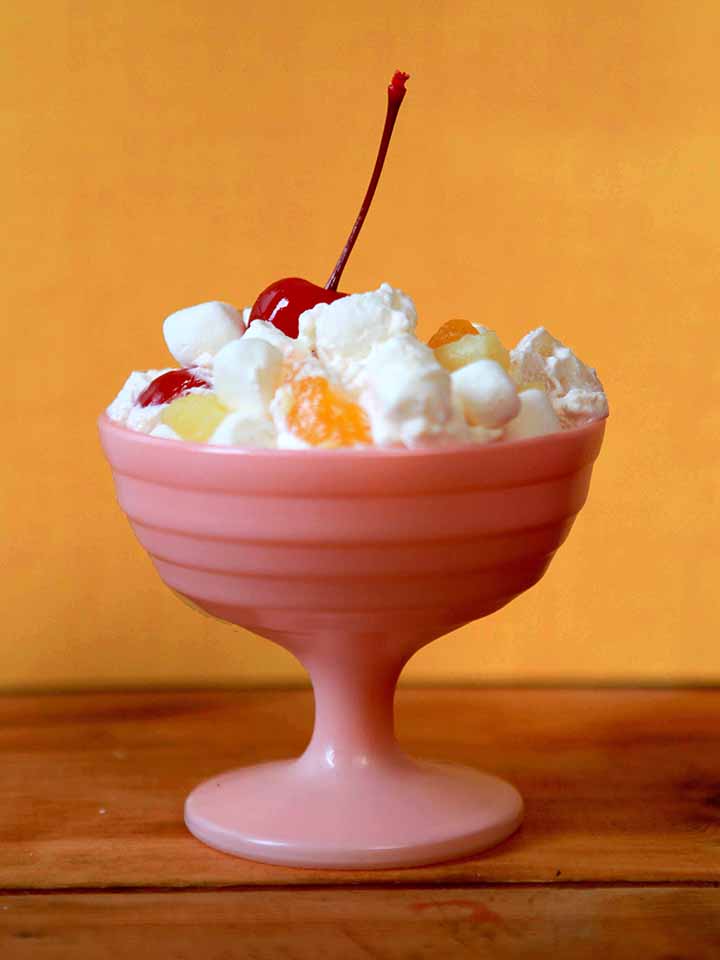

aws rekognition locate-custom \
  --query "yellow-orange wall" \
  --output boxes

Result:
[3,0,718,689]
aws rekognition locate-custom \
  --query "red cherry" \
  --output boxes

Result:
[250,70,410,338]
[249,277,346,339]
[138,368,210,408]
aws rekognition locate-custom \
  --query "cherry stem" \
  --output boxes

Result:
[325,70,409,292]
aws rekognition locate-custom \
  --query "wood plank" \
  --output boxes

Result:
[1,887,719,959]
[0,689,718,889]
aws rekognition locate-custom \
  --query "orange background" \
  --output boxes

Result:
[3,0,718,689]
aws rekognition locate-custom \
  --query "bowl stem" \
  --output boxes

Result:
[291,632,423,772]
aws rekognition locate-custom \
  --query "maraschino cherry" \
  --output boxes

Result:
[250,278,345,340]
[249,70,410,338]
[140,72,409,409]
[138,367,210,407]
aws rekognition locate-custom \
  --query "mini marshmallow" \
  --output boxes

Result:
[451,359,520,429]
[209,410,277,448]
[213,338,282,415]
[504,388,561,441]
[163,302,245,367]
[363,335,453,446]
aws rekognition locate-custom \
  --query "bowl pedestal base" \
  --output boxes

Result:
[184,631,523,868]
[185,754,522,869]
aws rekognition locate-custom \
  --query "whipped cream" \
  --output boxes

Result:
[149,423,181,440]
[242,318,299,357]
[209,410,277,448]
[510,328,608,428]
[299,282,417,393]
[107,284,608,448]
[107,369,172,433]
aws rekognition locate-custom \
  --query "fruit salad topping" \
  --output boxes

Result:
[107,282,607,449]
[106,72,608,448]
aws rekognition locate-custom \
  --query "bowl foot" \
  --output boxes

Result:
[184,757,523,869]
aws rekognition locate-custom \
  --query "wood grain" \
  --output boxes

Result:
[0,689,718,889]
[1,887,719,959]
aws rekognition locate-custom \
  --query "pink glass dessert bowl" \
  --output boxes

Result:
[99,412,606,869]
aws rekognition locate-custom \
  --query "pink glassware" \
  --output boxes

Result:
[98,413,606,868]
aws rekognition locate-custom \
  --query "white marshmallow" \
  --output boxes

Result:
[163,301,245,367]
[298,283,417,392]
[362,335,453,446]
[451,359,520,429]
[209,410,277,448]
[510,327,608,427]
[504,389,561,441]
[213,338,282,415]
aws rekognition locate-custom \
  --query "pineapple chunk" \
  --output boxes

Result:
[161,393,229,443]
[435,328,510,373]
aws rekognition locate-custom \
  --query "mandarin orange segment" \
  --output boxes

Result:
[286,377,371,447]
[427,318,477,350]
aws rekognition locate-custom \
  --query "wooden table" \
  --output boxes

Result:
[0,688,718,957]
